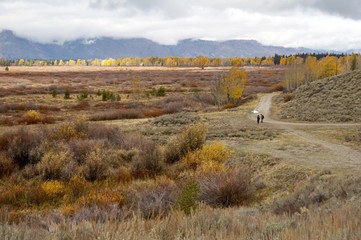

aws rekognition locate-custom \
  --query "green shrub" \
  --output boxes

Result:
[5,66,9,71]
[102,90,115,101]
[177,178,200,214]
[77,90,88,100]
[156,86,166,96]
[165,122,207,164]
[52,89,58,98]
[96,89,101,96]
[64,88,70,99]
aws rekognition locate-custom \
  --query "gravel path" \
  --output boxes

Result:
[250,93,361,170]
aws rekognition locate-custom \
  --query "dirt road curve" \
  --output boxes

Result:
[252,93,361,170]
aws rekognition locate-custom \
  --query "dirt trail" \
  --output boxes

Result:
[249,93,361,170]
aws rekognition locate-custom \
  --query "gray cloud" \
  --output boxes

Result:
[0,0,360,51]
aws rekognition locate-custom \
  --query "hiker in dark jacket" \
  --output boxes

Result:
[257,115,260,124]
[261,114,264,123]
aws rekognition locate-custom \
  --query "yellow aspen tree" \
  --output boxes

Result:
[304,55,317,82]
[93,59,100,66]
[211,58,222,66]
[280,57,287,65]
[59,60,64,66]
[54,60,58,66]
[77,59,81,65]
[198,56,209,69]
[223,67,248,103]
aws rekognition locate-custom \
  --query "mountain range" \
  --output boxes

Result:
[0,29,349,60]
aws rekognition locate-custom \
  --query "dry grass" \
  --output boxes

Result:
[279,70,361,122]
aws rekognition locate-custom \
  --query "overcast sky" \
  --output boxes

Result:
[0,0,360,51]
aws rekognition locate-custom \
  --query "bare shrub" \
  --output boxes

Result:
[81,148,109,181]
[127,178,178,218]
[7,128,43,168]
[69,139,105,164]
[165,122,207,164]
[131,139,164,177]
[283,93,295,102]
[163,101,183,114]
[0,155,15,178]
[197,168,255,207]
[89,109,143,121]
[38,144,76,180]
[87,124,121,145]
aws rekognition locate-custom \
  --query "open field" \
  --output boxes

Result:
[0,66,360,239]
[0,66,285,127]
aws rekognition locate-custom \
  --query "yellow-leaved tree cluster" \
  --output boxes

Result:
[211,67,248,109]
[282,54,360,91]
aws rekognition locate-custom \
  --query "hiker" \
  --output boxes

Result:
[261,114,264,123]
[257,115,260,124]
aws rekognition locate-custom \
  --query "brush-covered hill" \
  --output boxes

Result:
[279,70,361,122]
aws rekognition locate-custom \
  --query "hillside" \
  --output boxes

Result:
[279,70,361,122]
[0,30,316,59]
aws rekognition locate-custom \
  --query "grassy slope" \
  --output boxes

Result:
[280,70,361,122]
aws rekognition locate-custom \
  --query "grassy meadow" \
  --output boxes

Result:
[0,65,360,239]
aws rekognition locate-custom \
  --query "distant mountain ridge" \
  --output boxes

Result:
[0,30,325,59]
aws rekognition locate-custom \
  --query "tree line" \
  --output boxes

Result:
[282,54,360,91]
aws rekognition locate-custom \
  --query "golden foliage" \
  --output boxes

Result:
[165,122,208,163]
[23,110,42,124]
[41,180,64,197]
[182,141,229,171]
[50,119,87,141]
[78,191,125,208]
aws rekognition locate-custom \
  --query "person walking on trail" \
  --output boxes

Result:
[261,114,264,123]
[257,115,260,124]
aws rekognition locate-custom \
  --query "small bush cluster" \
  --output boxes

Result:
[165,122,207,163]
[77,90,88,100]
[102,90,115,101]
[151,86,166,97]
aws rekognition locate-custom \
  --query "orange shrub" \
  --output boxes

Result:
[143,109,166,117]
[271,82,284,92]
[78,191,125,208]
[66,175,90,198]
[222,103,237,109]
